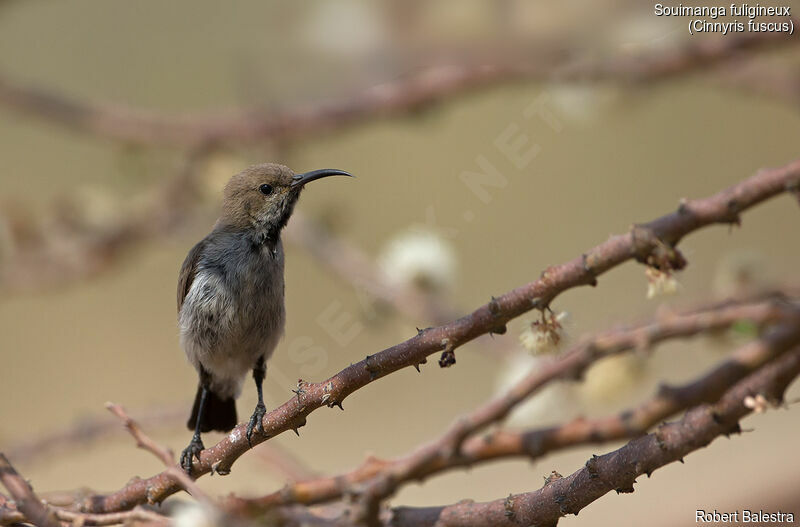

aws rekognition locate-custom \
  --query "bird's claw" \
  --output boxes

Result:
[180,436,205,474]
[246,402,267,447]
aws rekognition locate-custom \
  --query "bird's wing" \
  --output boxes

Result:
[177,239,208,313]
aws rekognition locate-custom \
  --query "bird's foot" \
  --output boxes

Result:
[180,435,205,474]
[246,402,267,447]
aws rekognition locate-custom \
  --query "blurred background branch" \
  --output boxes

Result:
[0,27,796,150]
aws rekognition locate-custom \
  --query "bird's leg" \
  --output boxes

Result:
[246,356,267,446]
[180,370,210,473]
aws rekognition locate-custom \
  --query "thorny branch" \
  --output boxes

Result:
[105,403,213,507]
[64,333,800,527]
[226,295,800,520]
[387,346,800,527]
[349,307,800,524]
[69,157,800,515]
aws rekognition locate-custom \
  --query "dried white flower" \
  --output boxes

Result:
[519,311,569,355]
[646,267,679,299]
[378,229,456,292]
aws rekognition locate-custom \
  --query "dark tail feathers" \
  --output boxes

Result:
[187,385,237,433]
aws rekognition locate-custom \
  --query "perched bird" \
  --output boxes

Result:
[177,163,352,472]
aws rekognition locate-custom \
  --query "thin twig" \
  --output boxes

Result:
[51,507,169,527]
[5,401,320,490]
[4,404,185,465]
[0,453,60,527]
[105,403,174,466]
[105,402,214,507]
[353,312,800,523]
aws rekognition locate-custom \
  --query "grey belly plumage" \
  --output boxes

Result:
[179,237,285,399]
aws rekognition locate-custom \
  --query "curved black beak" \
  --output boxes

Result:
[291,169,354,187]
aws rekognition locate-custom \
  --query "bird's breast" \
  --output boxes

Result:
[180,238,286,361]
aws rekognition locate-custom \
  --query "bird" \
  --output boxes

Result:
[176,163,352,472]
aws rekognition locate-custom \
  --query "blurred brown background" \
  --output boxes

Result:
[1,1,799,525]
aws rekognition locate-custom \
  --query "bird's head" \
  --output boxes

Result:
[219,163,352,242]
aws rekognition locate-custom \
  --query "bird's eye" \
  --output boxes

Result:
[259,184,273,195]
